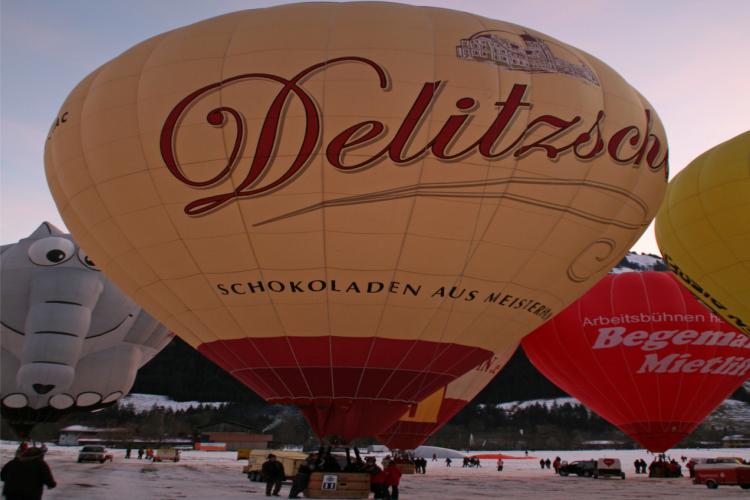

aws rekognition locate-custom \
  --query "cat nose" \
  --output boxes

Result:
[32,384,55,395]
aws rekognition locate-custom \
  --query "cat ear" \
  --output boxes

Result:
[27,222,66,240]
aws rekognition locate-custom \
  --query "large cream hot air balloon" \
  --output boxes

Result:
[656,131,750,337]
[44,2,668,442]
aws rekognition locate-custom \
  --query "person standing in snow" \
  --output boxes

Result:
[288,454,316,498]
[261,454,285,497]
[364,457,386,500]
[496,458,504,472]
[1,446,57,499]
[384,460,402,499]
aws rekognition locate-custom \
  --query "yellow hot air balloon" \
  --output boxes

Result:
[656,131,750,337]
[44,2,667,442]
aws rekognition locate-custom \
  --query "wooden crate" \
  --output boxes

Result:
[396,463,416,475]
[304,472,371,499]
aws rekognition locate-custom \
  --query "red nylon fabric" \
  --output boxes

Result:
[522,272,750,452]
[378,398,466,450]
[198,336,492,442]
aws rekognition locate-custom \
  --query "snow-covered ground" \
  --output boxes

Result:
[495,397,581,411]
[117,393,226,413]
[622,253,663,270]
[2,441,749,499]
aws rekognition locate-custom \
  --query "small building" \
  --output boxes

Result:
[196,422,272,451]
[198,432,272,451]
[58,425,192,448]
[58,425,129,446]
[194,442,228,451]
[722,434,750,448]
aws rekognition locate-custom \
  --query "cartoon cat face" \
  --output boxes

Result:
[0,222,137,345]
[0,222,172,413]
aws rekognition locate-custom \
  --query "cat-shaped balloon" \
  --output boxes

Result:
[1,222,172,425]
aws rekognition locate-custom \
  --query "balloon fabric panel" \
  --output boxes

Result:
[377,346,517,449]
[656,131,750,338]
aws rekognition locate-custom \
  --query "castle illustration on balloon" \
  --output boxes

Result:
[457,31,600,86]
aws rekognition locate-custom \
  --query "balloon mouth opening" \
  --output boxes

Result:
[297,399,414,444]
[619,421,695,453]
[32,384,55,395]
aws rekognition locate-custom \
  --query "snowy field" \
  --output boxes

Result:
[118,393,227,413]
[2,442,749,499]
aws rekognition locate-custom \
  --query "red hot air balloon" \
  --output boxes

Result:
[522,272,750,452]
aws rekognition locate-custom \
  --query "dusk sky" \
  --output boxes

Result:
[2,0,748,254]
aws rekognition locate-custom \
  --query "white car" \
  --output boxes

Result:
[77,445,113,463]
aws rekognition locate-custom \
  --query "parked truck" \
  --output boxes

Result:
[243,449,308,482]
[693,463,750,489]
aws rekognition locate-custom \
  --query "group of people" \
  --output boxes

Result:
[633,458,648,474]
[125,446,155,460]
[462,456,482,468]
[647,456,683,478]
[1,442,56,500]
[287,446,351,498]
[265,447,404,499]
[365,455,402,500]
[539,457,552,469]
[412,456,427,474]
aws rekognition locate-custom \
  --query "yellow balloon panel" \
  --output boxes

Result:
[378,346,517,449]
[397,346,517,424]
[656,131,750,336]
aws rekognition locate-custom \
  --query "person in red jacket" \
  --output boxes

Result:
[384,460,402,500]
[364,457,386,499]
